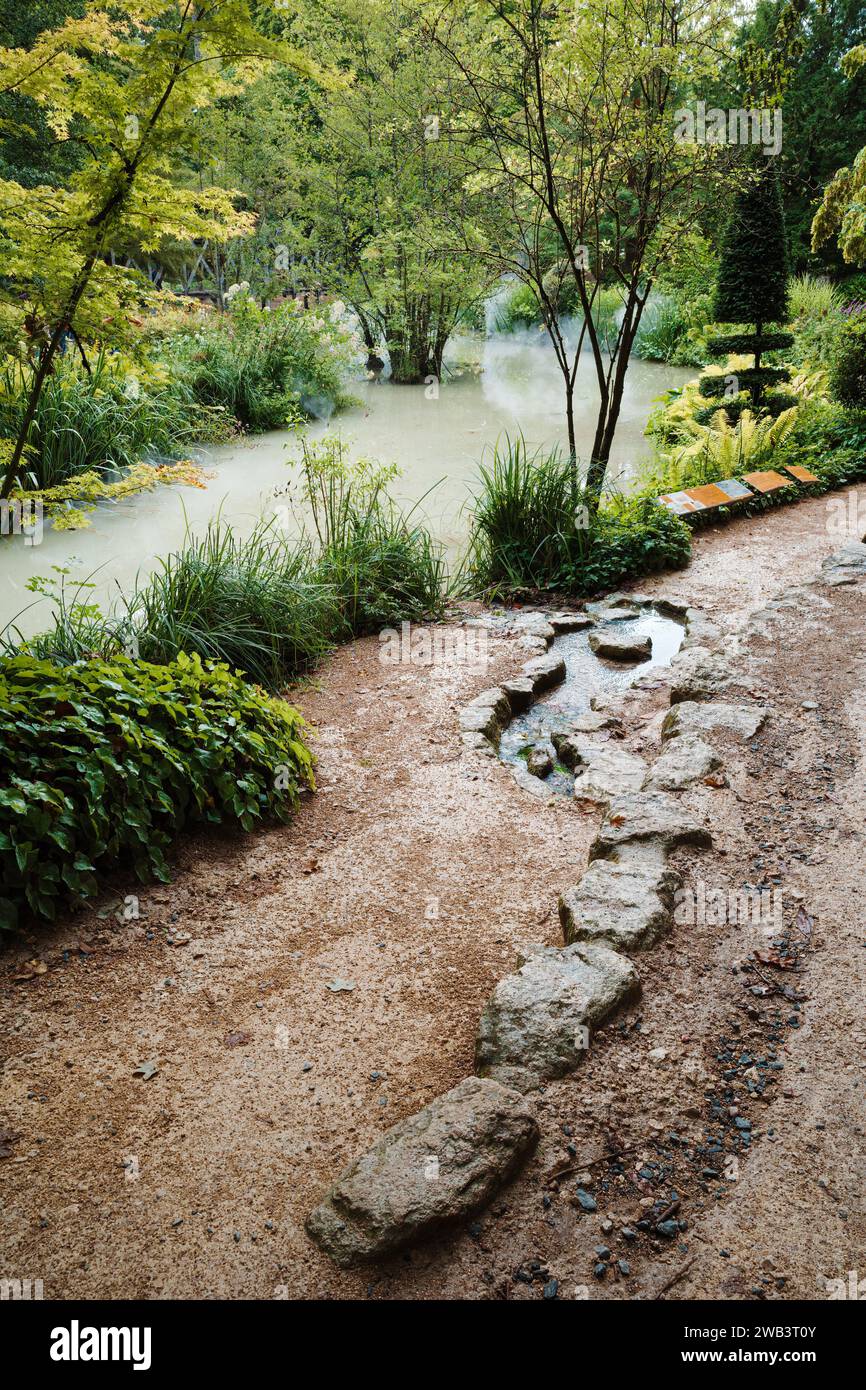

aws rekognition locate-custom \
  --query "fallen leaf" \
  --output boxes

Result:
[134,1060,159,1080]
[796,907,814,940]
[325,979,356,993]
[13,959,48,983]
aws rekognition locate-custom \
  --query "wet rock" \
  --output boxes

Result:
[572,745,648,804]
[569,711,617,734]
[306,1078,538,1266]
[459,705,502,740]
[662,701,769,744]
[522,652,566,692]
[550,612,594,633]
[475,942,640,1092]
[501,676,536,712]
[467,687,511,722]
[559,852,680,951]
[590,792,711,860]
[643,734,722,792]
[526,743,554,779]
[589,628,652,663]
[668,647,736,703]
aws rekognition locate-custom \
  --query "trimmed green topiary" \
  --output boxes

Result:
[0,653,314,929]
[701,157,793,421]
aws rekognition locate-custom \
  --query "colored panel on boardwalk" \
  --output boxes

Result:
[713,478,754,502]
[741,470,791,493]
[658,491,707,516]
[782,464,820,485]
[685,483,740,510]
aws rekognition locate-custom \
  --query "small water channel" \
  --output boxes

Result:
[498,610,686,796]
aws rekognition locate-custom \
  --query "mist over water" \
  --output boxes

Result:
[0,331,689,638]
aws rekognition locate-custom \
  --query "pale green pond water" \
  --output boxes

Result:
[0,333,690,639]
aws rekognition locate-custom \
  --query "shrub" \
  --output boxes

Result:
[296,436,449,634]
[159,296,362,432]
[128,521,338,690]
[633,295,689,363]
[465,435,690,595]
[0,652,314,929]
[0,354,226,491]
[788,273,845,371]
[831,316,866,408]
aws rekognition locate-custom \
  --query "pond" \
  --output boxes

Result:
[0,332,690,639]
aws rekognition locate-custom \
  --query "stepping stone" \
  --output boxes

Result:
[467,687,511,721]
[589,628,652,663]
[459,704,501,739]
[590,791,711,860]
[681,609,722,648]
[559,853,680,951]
[643,734,722,791]
[476,943,639,1092]
[522,652,566,692]
[511,763,555,799]
[306,1078,538,1266]
[662,701,768,743]
[550,612,594,632]
[668,647,736,703]
[572,745,648,804]
[526,743,554,779]
[501,676,536,712]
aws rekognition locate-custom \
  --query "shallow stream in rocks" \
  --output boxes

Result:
[499,610,686,795]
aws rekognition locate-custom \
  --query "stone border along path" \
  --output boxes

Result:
[304,581,809,1268]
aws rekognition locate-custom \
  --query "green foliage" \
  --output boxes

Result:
[830,315,866,406]
[0,352,227,489]
[633,296,690,364]
[295,436,449,635]
[128,521,338,691]
[465,436,691,596]
[714,160,790,327]
[273,0,493,382]
[157,297,361,433]
[0,651,314,929]
[741,1,866,270]
[788,273,845,369]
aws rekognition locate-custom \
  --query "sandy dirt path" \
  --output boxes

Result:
[1,488,864,1300]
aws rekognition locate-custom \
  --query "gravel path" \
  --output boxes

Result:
[1,489,863,1300]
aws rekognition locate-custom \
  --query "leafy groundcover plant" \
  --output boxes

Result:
[0,652,314,930]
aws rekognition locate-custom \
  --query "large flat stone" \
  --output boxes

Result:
[501,676,536,712]
[589,627,652,662]
[522,652,566,692]
[550,612,594,633]
[572,745,648,804]
[668,647,736,703]
[662,701,769,743]
[643,734,722,791]
[459,704,501,738]
[306,1078,538,1266]
[559,853,680,951]
[475,942,639,1092]
[590,791,711,860]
